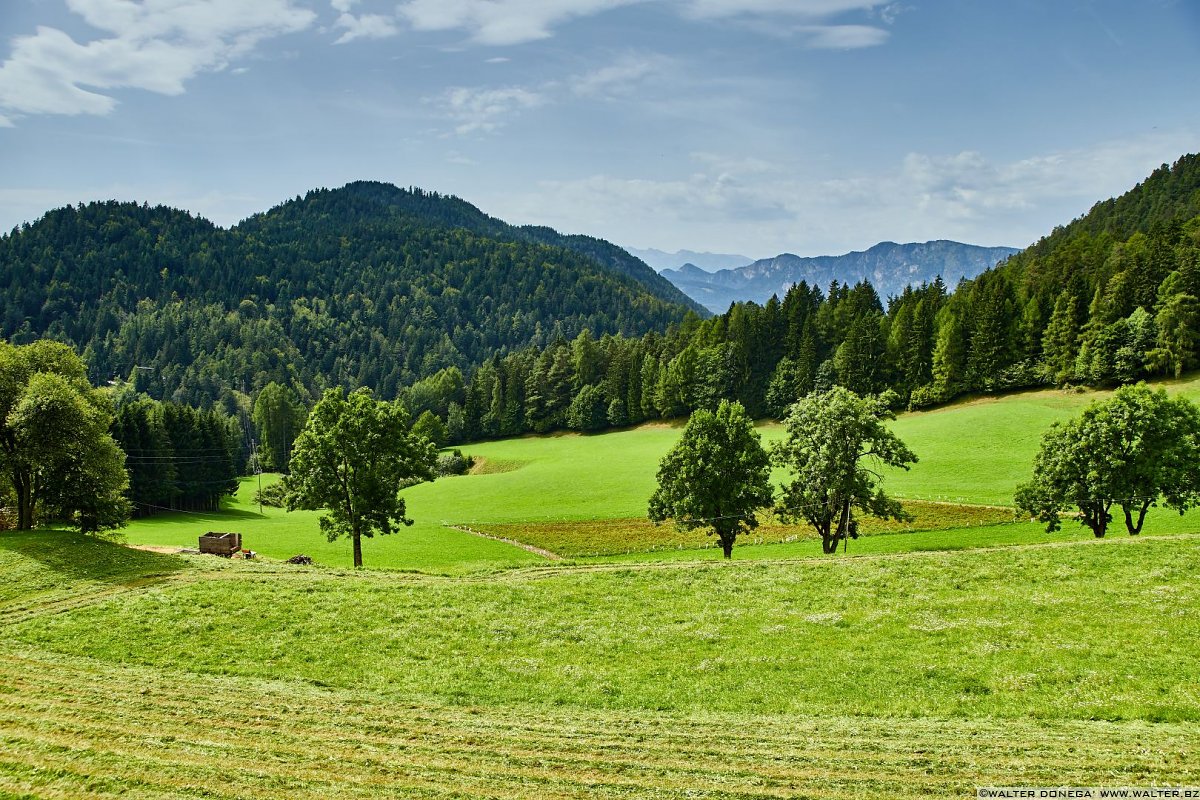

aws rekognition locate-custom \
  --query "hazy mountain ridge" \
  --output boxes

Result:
[624,246,755,273]
[661,240,1021,312]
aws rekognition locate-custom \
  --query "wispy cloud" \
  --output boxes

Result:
[393,0,891,46]
[570,53,671,97]
[492,132,1199,255]
[333,12,400,44]
[798,24,890,48]
[0,0,314,123]
[433,52,669,136]
[439,85,547,135]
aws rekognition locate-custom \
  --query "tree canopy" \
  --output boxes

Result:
[647,399,772,559]
[1015,383,1200,537]
[772,387,917,554]
[0,340,129,532]
[285,387,436,568]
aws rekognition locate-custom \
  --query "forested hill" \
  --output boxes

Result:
[0,183,701,405]
[395,152,1200,445]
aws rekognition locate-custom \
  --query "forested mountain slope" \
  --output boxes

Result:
[0,183,699,405]
[402,153,1200,443]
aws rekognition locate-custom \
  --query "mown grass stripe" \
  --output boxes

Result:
[3,646,1197,799]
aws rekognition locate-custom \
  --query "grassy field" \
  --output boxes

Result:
[3,529,1199,797]
[476,502,1020,557]
[6,380,1200,796]
[118,375,1200,568]
[122,473,544,573]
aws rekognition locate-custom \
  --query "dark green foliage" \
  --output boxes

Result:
[7,156,1200,446]
[251,382,306,472]
[0,340,130,532]
[285,387,436,568]
[0,184,699,407]
[253,480,289,508]
[112,396,244,514]
[772,387,917,554]
[1015,384,1200,538]
[647,400,772,559]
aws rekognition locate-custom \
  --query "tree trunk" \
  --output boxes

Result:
[352,531,363,568]
[1084,501,1109,538]
[13,470,33,530]
[1122,500,1151,536]
[721,538,733,559]
[835,498,851,554]
[821,535,838,554]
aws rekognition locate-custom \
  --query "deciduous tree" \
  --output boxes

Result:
[286,388,436,568]
[772,387,917,554]
[648,400,772,559]
[0,341,129,532]
[1015,383,1200,537]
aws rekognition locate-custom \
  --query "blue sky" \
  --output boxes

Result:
[1,0,1198,258]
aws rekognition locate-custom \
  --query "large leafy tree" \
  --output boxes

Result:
[0,340,130,532]
[1015,383,1200,537]
[648,400,772,559]
[285,387,436,568]
[772,387,917,554]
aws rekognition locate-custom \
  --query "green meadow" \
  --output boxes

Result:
[120,375,1200,568]
[6,379,1200,797]
[2,528,1199,797]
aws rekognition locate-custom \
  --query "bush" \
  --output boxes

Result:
[254,481,288,508]
[435,449,474,477]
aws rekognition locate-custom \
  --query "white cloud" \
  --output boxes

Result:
[394,0,889,46]
[397,0,636,46]
[489,132,1200,255]
[0,0,315,122]
[431,52,667,136]
[333,12,400,44]
[680,0,884,18]
[798,24,889,48]
[439,85,546,135]
[571,53,670,97]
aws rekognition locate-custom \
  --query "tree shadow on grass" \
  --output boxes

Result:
[0,529,186,586]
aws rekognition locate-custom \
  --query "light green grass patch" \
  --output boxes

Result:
[121,474,544,574]
[12,534,1200,722]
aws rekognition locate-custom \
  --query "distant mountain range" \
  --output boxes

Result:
[624,247,755,273]
[659,240,1021,312]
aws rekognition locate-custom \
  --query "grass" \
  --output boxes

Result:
[7,380,1200,796]
[884,375,1200,505]
[4,523,1199,795]
[5,646,1197,798]
[476,500,1018,557]
[121,473,544,574]
[10,533,1200,722]
[116,375,1200,569]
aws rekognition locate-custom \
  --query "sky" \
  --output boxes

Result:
[1,0,1198,260]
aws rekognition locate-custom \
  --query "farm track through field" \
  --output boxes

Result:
[1,647,1196,799]
[446,524,563,560]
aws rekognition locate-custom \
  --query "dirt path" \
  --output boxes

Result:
[444,524,563,561]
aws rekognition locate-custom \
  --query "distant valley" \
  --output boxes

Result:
[658,240,1021,312]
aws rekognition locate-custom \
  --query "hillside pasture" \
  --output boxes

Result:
[118,376,1200,568]
[2,529,1199,797]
